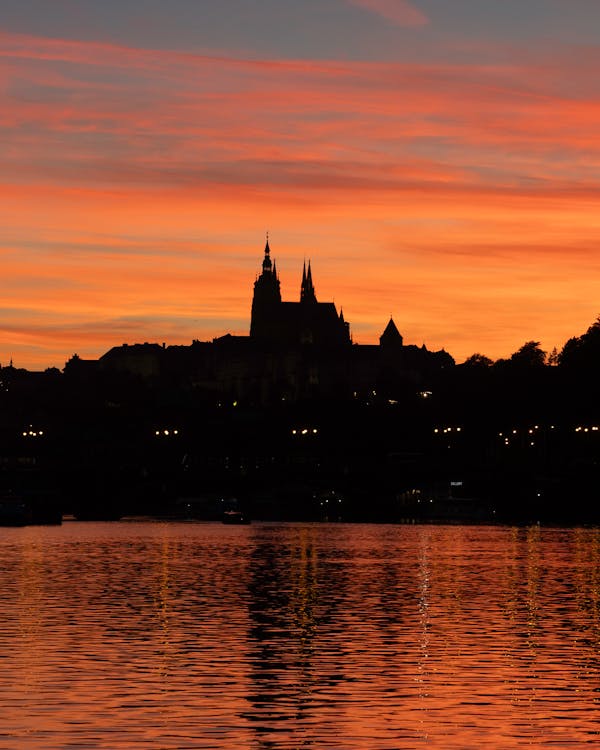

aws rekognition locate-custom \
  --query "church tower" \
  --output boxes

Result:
[250,237,282,339]
[300,260,317,304]
[250,237,351,348]
[380,317,403,351]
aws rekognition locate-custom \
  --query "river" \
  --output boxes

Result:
[0,521,598,748]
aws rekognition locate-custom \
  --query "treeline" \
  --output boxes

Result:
[462,316,600,372]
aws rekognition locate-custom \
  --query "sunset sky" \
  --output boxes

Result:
[3,0,600,369]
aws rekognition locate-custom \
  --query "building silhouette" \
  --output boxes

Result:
[64,238,454,402]
[250,239,350,348]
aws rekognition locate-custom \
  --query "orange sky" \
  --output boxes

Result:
[2,4,600,369]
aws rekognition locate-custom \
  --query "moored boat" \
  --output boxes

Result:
[0,492,62,526]
[222,509,251,525]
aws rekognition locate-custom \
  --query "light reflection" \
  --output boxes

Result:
[0,523,599,748]
[417,534,431,698]
[17,528,46,695]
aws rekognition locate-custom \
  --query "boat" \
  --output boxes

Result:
[0,496,30,526]
[222,509,251,525]
[0,492,62,526]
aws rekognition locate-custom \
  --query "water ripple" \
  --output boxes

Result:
[0,522,598,748]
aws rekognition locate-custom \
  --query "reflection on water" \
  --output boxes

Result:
[0,522,599,748]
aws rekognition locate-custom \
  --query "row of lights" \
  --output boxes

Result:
[22,428,44,437]
[291,428,319,436]
[575,426,600,433]
[498,425,556,437]
[434,427,462,434]
[154,429,179,437]
[353,391,432,402]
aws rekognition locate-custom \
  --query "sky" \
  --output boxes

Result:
[3,0,600,369]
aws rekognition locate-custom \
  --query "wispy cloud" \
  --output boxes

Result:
[345,0,429,27]
[2,29,600,368]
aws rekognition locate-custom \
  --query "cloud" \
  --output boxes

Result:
[345,0,429,27]
[2,29,600,369]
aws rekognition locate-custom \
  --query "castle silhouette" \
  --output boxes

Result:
[66,238,453,402]
[250,238,350,348]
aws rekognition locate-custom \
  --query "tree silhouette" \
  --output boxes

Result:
[559,315,600,370]
[509,340,546,367]
[547,347,559,366]
[462,353,493,367]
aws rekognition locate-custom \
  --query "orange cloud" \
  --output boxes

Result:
[2,30,600,369]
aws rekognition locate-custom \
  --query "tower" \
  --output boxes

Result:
[300,260,317,304]
[250,237,282,339]
[380,317,403,349]
[250,237,351,348]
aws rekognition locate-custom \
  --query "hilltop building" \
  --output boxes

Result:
[64,238,454,402]
[250,239,350,348]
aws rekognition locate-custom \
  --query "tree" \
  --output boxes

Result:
[559,316,600,370]
[462,353,493,368]
[547,347,560,366]
[509,341,546,367]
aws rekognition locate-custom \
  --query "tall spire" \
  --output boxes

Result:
[300,259,317,303]
[251,233,281,337]
[306,260,313,288]
[262,232,272,273]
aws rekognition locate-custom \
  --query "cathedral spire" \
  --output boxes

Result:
[301,259,317,303]
[306,260,313,288]
[262,233,272,273]
[251,234,281,338]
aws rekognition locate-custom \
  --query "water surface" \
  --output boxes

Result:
[0,521,598,748]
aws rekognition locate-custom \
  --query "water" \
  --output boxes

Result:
[0,521,598,749]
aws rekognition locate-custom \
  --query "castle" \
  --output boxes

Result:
[250,238,350,348]
[65,238,454,401]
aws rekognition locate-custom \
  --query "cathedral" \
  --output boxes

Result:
[250,238,350,348]
[65,237,454,402]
